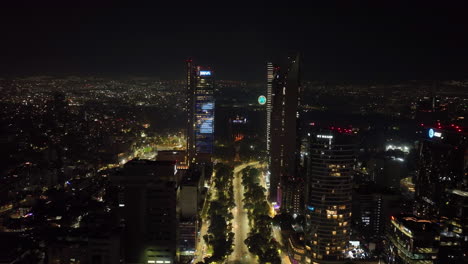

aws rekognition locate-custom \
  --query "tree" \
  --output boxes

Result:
[208,201,225,217]
[273,213,294,231]
[208,215,227,236]
[245,233,268,255]
[203,162,235,261]
[261,247,281,264]
[252,201,270,217]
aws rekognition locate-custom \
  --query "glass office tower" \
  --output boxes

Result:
[269,53,301,208]
[186,59,215,165]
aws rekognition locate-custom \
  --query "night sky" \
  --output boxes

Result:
[1,2,468,81]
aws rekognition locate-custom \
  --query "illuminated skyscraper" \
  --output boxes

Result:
[186,59,195,165]
[266,62,273,153]
[186,60,215,165]
[269,53,301,208]
[414,125,468,263]
[385,215,439,264]
[305,129,356,263]
[414,126,467,216]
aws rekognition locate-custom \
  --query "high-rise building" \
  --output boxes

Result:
[111,159,178,264]
[352,183,401,241]
[178,220,197,263]
[186,59,196,166]
[266,62,274,154]
[186,59,215,165]
[47,230,122,264]
[281,176,304,215]
[385,215,439,264]
[414,125,467,216]
[177,164,205,263]
[438,189,468,263]
[305,129,356,263]
[269,53,301,208]
[414,125,468,262]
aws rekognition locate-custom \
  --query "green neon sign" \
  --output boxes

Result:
[258,95,266,105]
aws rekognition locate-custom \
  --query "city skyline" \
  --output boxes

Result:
[0,3,467,264]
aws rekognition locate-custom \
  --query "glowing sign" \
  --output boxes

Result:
[428,128,434,138]
[232,118,247,124]
[307,206,315,211]
[258,95,266,105]
[428,128,442,138]
[317,135,333,139]
[202,103,214,110]
[200,120,213,134]
[199,70,211,76]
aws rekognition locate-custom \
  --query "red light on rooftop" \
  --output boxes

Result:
[311,122,315,126]
[458,129,462,132]
[420,123,424,126]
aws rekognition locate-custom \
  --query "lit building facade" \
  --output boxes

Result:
[287,233,309,263]
[266,62,273,154]
[305,129,355,263]
[352,184,401,241]
[415,126,467,216]
[281,176,304,215]
[178,220,197,262]
[438,189,468,263]
[269,53,301,208]
[186,59,215,165]
[178,164,205,262]
[385,215,439,264]
[413,124,468,262]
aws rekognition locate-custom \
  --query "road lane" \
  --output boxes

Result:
[227,162,258,264]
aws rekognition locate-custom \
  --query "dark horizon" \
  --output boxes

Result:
[1,3,468,82]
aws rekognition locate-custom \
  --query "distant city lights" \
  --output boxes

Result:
[386,144,410,153]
